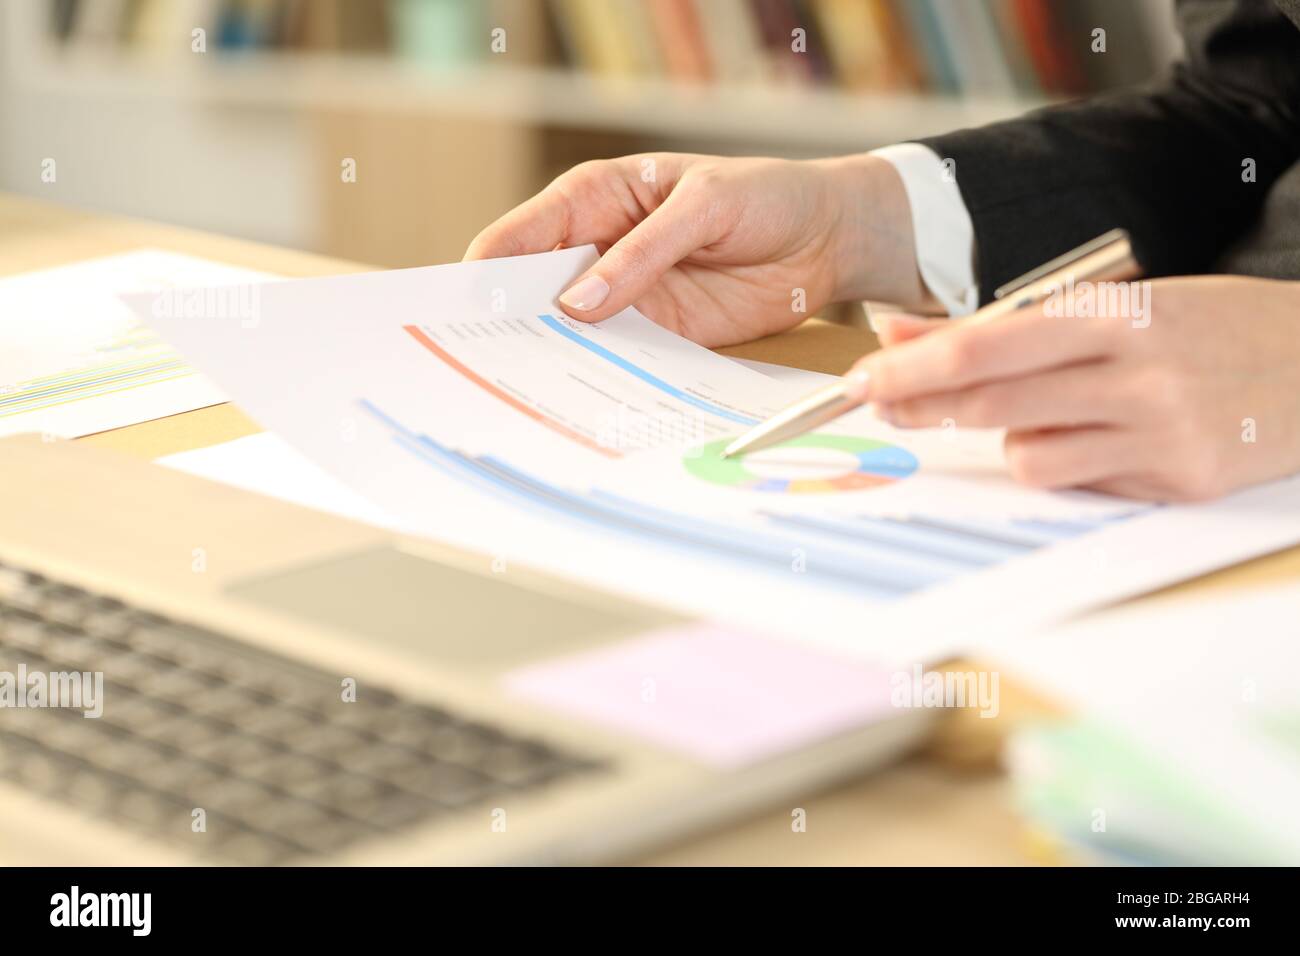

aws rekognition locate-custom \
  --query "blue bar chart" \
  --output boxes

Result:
[360,398,1118,601]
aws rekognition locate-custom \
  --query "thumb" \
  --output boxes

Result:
[870,311,947,347]
[557,190,712,322]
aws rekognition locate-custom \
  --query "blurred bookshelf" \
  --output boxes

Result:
[5,0,1179,269]
[23,51,1050,151]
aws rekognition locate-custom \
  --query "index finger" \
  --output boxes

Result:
[850,306,1117,404]
[464,155,670,262]
[463,186,572,262]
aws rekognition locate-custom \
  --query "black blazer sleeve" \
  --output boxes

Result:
[916,0,1300,302]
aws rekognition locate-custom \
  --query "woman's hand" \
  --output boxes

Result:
[851,277,1300,501]
[465,152,930,348]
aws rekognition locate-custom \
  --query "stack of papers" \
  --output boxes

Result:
[125,245,1300,663]
[992,586,1300,865]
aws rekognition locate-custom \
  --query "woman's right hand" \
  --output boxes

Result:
[464,152,930,348]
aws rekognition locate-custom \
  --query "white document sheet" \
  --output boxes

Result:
[0,250,273,438]
[126,247,1300,662]
[157,432,400,532]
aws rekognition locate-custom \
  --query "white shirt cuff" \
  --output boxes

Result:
[869,143,980,316]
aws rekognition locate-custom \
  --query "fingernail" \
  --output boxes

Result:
[845,367,871,401]
[559,274,610,312]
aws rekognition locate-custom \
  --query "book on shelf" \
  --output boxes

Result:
[46,0,1176,98]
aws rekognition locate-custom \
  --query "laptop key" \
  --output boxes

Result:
[80,607,140,642]
[14,749,66,793]
[113,788,188,829]
[41,629,109,670]
[279,724,371,762]
[421,722,504,766]
[0,573,47,614]
[184,732,271,767]
[241,752,332,789]
[282,818,376,856]
[101,692,178,731]
[200,778,282,819]
[40,585,100,628]
[478,742,571,788]
[365,792,444,831]
[98,649,172,689]
[144,757,228,798]
[1,612,50,652]
[133,667,219,706]
[65,766,121,810]
[342,743,418,777]
[207,828,300,866]
[140,715,228,752]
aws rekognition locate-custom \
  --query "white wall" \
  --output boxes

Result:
[0,3,317,248]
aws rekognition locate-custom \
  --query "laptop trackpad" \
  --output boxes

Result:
[226,546,674,675]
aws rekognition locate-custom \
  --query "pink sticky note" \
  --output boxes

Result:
[503,624,896,768]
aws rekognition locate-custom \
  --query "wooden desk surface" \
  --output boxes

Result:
[7,193,1298,865]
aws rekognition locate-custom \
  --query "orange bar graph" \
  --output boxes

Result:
[402,325,620,459]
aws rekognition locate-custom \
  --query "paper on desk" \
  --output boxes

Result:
[728,356,828,383]
[504,623,898,768]
[0,250,274,438]
[989,585,1300,864]
[125,246,1300,662]
[157,432,400,531]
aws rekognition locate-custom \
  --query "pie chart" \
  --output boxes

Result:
[683,434,918,494]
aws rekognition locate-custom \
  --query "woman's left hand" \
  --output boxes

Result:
[848,276,1300,501]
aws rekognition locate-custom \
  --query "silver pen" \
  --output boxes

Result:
[721,228,1142,459]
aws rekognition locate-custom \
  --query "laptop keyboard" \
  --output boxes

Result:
[0,561,605,864]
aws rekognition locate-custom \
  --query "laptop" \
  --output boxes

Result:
[0,434,929,865]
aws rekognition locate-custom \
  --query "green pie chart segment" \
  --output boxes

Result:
[683,434,918,494]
